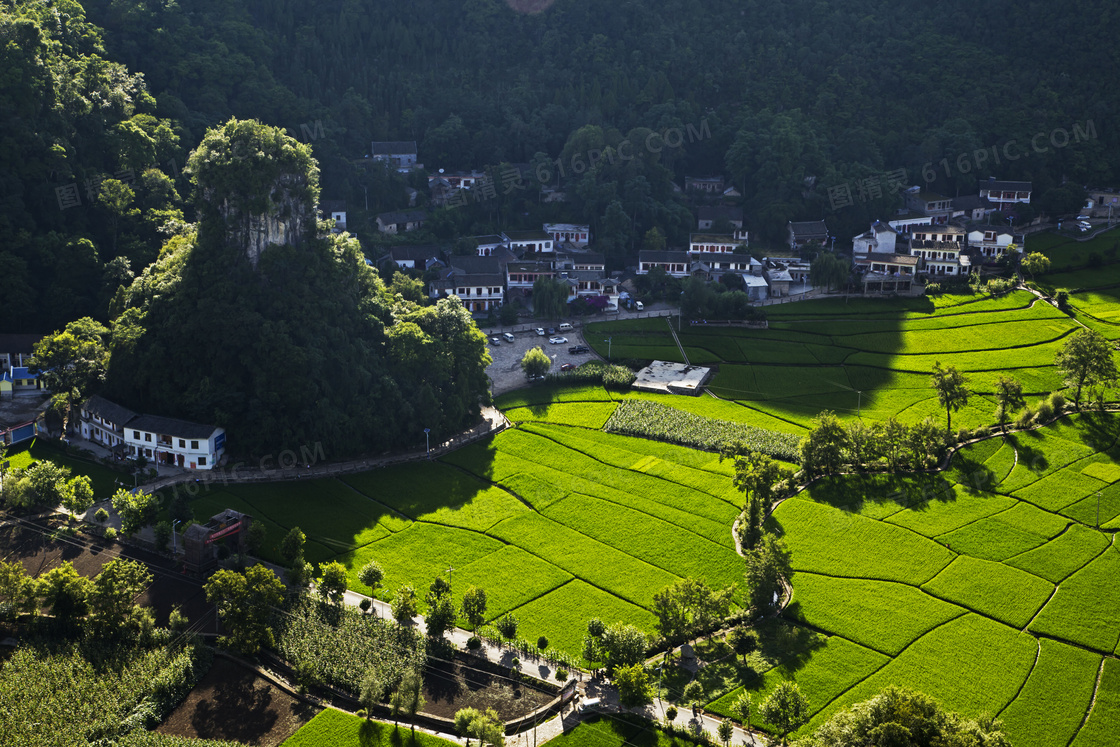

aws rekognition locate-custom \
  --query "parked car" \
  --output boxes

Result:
[634,301,644,310]
[549,336,568,344]
[559,323,574,331]
[535,327,546,336]
[490,336,501,345]
[560,363,575,372]
[502,332,515,342]
[569,345,589,354]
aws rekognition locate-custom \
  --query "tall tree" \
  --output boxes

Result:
[1055,329,1117,408]
[204,564,285,654]
[760,681,809,744]
[799,411,848,478]
[930,362,970,432]
[520,346,552,378]
[744,535,791,616]
[111,488,158,536]
[30,318,110,432]
[90,558,152,633]
[721,448,791,550]
[614,663,654,708]
[993,375,1026,426]
[317,561,348,606]
[460,585,488,629]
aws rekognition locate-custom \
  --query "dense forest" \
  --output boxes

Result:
[3,0,1119,331]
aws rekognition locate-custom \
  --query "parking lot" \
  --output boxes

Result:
[484,325,599,396]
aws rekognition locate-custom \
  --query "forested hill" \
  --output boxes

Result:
[2,0,1118,330]
[84,0,1118,189]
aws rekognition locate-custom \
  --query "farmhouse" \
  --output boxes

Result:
[980,177,1032,212]
[951,194,993,222]
[505,229,554,254]
[376,209,427,234]
[684,176,724,193]
[904,186,954,224]
[787,220,829,250]
[689,232,749,256]
[0,333,42,375]
[382,245,443,271]
[320,200,346,230]
[506,260,555,293]
[637,250,691,278]
[852,221,898,254]
[371,141,419,171]
[544,223,592,248]
[967,228,1015,260]
[854,252,920,293]
[908,224,966,276]
[76,395,226,469]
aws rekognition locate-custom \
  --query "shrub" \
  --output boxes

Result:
[924,282,942,295]
[104,527,118,541]
[1034,399,1055,423]
[1048,392,1067,412]
[94,508,109,524]
[1015,407,1035,429]
[466,635,482,651]
[666,705,678,723]
[556,667,568,681]
[537,635,549,651]
[359,598,372,613]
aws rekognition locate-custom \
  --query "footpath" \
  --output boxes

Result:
[329,586,767,747]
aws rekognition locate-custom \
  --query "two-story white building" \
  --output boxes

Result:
[79,395,137,452]
[904,187,954,224]
[124,414,226,470]
[506,260,555,293]
[79,395,225,469]
[980,178,1031,212]
[852,221,899,254]
[967,229,1015,260]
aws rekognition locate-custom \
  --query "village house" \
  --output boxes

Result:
[685,176,724,193]
[1086,188,1120,216]
[320,200,347,230]
[854,253,920,294]
[471,234,509,257]
[78,394,226,470]
[506,260,556,295]
[787,220,830,251]
[688,233,744,257]
[371,141,419,171]
[887,212,934,234]
[0,334,41,375]
[763,261,793,298]
[967,228,1015,260]
[556,251,606,272]
[382,245,443,271]
[852,221,898,254]
[376,209,427,234]
[544,223,592,248]
[637,250,691,278]
[979,178,1032,212]
[505,230,554,254]
[430,254,513,313]
[0,367,40,396]
[904,186,954,224]
[951,194,993,222]
[908,225,966,276]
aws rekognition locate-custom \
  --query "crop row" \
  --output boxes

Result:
[603,399,801,461]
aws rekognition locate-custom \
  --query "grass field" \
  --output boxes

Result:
[281,709,458,747]
[5,437,132,499]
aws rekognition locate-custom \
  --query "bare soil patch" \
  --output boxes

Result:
[158,656,318,746]
[421,655,553,720]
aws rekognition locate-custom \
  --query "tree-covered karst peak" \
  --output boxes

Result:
[103,120,491,459]
[188,119,319,268]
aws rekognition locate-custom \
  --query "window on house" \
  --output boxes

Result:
[144,433,151,442]
[198,457,207,466]
[179,439,186,448]
[134,431,140,439]
[191,440,199,450]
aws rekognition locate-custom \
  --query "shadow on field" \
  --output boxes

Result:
[806,472,961,514]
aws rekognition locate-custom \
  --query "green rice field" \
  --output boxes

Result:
[583,290,1083,431]
[762,413,1120,739]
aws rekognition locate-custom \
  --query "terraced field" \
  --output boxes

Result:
[764,413,1120,741]
[584,290,1079,431]
[187,421,743,657]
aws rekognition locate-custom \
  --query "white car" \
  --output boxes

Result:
[535,327,546,336]
[549,336,568,344]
